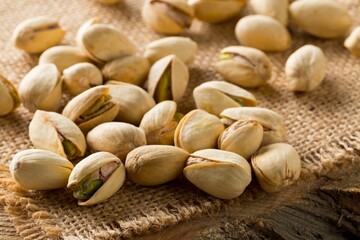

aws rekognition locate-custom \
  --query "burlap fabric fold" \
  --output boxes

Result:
[0,0,359,239]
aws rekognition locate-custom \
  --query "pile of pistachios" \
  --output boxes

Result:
[2,0,358,206]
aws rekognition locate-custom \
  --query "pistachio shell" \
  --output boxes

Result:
[125,145,189,186]
[249,0,289,25]
[12,16,65,54]
[344,26,360,57]
[19,63,62,112]
[193,81,257,117]
[0,74,20,116]
[183,149,251,199]
[10,149,74,190]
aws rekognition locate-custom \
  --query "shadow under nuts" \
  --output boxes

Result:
[0,74,20,116]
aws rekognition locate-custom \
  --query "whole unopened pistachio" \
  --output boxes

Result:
[285,45,327,92]
[147,54,189,103]
[215,46,272,88]
[10,149,74,190]
[142,0,194,35]
[63,62,103,96]
[0,74,20,116]
[189,0,246,23]
[62,86,119,134]
[235,15,291,52]
[174,109,225,153]
[29,110,86,160]
[344,26,360,57]
[144,37,197,65]
[126,145,189,186]
[250,0,289,25]
[193,81,257,117]
[218,119,263,159]
[19,63,62,112]
[289,0,352,39]
[12,16,65,54]
[106,81,155,125]
[39,46,92,72]
[220,107,286,146]
[87,122,146,162]
[251,143,301,193]
[184,149,251,199]
[68,152,126,206]
[140,101,183,145]
[102,56,150,86]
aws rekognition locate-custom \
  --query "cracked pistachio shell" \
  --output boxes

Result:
[102,56,150,86]
[174,109,225,153]
[235,15,291,52]
[250,0,289,26]
[147,55,189,103]
[220,107,286,146]
[344,26,360,57]
[125,145,189,186]
[29,110,86,160]
[106,81,155,125]
[87,122,146,162]
[12,16,65,54]
[63,62,103,96]
[218,119,263,159]
[142,0,194,35]
[139,100,180,145]
[19,63,62,113]
[62,86,119,134]
[10,149,74,190]
[68,152,126,206]
[189,0,246,23]
[184,149,251,199]
[251,143,301,193]
[0,74,20,116]
[289,0,352,39]
[144,37,197,65]
[285,45,327,92]
[39,46,92,72]
[193,81,257,117]
[215,46,272,88]
[76,18,136,63]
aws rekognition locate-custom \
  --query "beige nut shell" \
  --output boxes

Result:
[249,0,289,25]
[344,26,360,57]
[0,74,20,116]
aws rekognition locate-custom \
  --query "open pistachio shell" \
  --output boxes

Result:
[250,0,289,25]
[0,74,20,116]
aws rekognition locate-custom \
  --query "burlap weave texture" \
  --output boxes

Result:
[0,0,359,239]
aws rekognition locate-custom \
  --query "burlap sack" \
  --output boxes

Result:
[0,0,359,239]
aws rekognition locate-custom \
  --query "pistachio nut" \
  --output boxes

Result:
[67,152,126,206]
[251,143,301,193]
[12,16,65,54]
[142,0,194,35]
[39,46,92,72]
[184,149,251,199]
[220,107,286,146]
[289,0,352,39]
[63,62,103,96]
[285,45,327,92]
[125,145,189,186]
[218,119,263,159]
[106,81,155,125]
[144,37,197,65]
[174,109,225,153]
[19,63,62,113]
[249,0,289,25]
[62,86,119,134]
[344,26,360,57]
[29,110,86,160]
[95,0,121,4]
[193,81,257,117]
[139,100,183,145]
[215,46,273,88]
[147,54,189,103]
[87,122,146,162]
[189,0,246,23]
[0,74,21,116]
[9,149,74,190]
[235,15,291,52]
[102,56,150,86]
